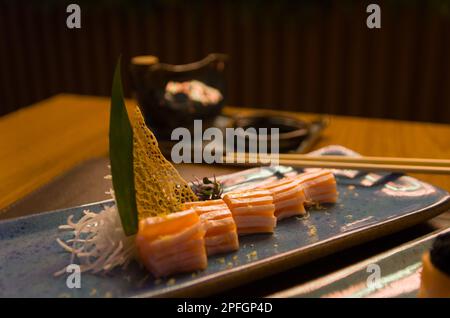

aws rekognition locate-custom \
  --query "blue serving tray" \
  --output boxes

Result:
[0,167,449,297]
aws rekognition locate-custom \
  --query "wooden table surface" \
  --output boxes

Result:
[2,93,449,213]
[1,93,450,296]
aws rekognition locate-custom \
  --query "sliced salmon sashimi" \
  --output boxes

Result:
[135,170,338,277]
[293,169,338,205]
[258,178,306,220]
[223,189,276,234]
[184,199,239,256]
[135,209,207,278]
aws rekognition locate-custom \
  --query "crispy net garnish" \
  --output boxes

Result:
[132,106,198,219]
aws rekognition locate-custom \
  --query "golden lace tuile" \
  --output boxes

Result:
[131,106,198,219]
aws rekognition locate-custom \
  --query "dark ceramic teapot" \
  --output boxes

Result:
[130,53,228,140]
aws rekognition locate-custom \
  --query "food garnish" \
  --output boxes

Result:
[55,58,197,275]
[191,176,223,201]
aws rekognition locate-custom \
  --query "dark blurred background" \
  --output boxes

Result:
[1,0,450,123]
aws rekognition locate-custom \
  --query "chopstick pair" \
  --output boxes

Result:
[222,153,450,174]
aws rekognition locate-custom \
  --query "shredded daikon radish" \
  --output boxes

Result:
[54,203,136,276]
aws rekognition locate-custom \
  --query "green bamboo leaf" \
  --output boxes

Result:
[109,58,138,236]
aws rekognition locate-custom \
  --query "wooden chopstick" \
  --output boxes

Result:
[276,159,450,174]
[222,153,450,174]
[275,153,450,167]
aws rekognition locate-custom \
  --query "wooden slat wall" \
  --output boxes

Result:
[1,0,449,123]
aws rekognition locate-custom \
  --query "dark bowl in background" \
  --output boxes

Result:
[232,113,310,153]
[130,53,228,140]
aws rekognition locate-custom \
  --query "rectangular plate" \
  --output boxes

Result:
[0,166,449,297]
[271,227,450,298]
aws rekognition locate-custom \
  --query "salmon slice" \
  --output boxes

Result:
[137,209,199,241]
[148,252,207,278]
[136,209,207,277]
[294,169,337,204]
[184,199,229,213]
[205,232,240,255]
[198,209,232,220]
[141,238,205,264]
[231,206,276,218]
[276,200,306,220]
[223,189,276,234]
[184,199,239,256]
[205,231,239,246]
[223,195,273,208]
[258,178,306,220]
[224,189,272,199]
[233,215,277,229]
[139,223,204,257]
[201,217,236,236]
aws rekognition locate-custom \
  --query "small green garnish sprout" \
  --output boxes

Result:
[191,176,223,201]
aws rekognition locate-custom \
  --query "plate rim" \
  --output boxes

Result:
[269,227,450,298]
[1,183,449,298]
[135,194,450,297]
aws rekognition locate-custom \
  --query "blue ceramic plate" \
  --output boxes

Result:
[0,166,449,297]
[271,227,450,298]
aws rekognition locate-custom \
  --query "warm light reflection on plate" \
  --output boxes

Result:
[324,263,422,298]
[381,176,436,197]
